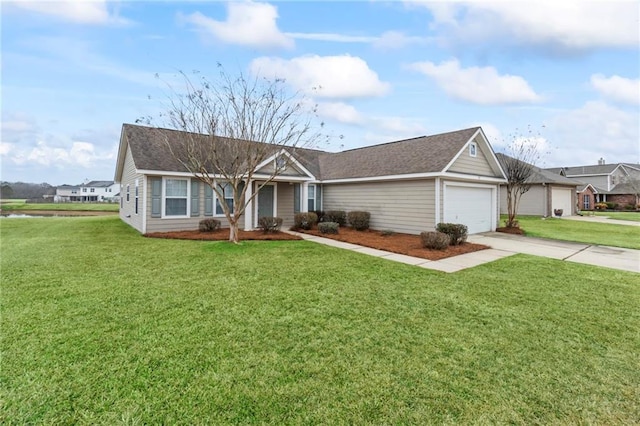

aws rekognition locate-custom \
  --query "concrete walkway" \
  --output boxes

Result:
[562,215,640,226]
[290,231,640,274]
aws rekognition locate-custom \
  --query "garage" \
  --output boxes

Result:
[551,187,573,216]
[443,184,495,234]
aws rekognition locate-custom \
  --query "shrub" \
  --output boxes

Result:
[199,218,221,232]
[318,221,339,234]
[380,229,395,236]
[258,216,283,233]
[294,212,318,230]
[624,203,635,210]
[347,211,371,231]
[594,202,608,210]
[420,231,450,250]
[606,202,618,210]
[436,222,468,246]
[324,210,347,226]
[311,210,325,222]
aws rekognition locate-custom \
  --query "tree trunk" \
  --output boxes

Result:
[228,219,240,243]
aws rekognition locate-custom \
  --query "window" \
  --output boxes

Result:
[308,184,316,212]
[126,185,130,202]
[469,142,477,157]
[216,183,234,215]
[165,178,188,216]
[275,156,287,171]
[583,194,590,210]
[82,188,87,193]
[90,188,95,193]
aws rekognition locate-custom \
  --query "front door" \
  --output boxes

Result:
[257,185,274,224]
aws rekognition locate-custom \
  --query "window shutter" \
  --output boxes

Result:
[204,185,213,217]
[315,185,322,211]
[151,178,162,218]
[293,184,300,214]
[191,180,200,217]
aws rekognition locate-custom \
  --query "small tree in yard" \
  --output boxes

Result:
[139,67,322,243]
[500,126,545,228]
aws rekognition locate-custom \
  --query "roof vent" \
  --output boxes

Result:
[598,157,605,165]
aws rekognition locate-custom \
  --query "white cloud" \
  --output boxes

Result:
[591,74,640,105]
[181,2,293,50]
[418,1,639,51]
[10,0,130,25]
[10,140,112,169]
[286,30,427,49]
[286,32,376,43]
[409,59,542,105]
[250,55,390,99]
[316,102,364,125]
[550,101,640,165]
[0,142,14,156]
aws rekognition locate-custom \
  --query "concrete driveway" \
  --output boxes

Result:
[468,232,640,273]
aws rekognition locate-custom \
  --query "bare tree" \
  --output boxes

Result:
[499,126,545,228]
[140,68,322,243]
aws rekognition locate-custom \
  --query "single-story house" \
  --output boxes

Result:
[496,153,579,217]
[114,124,507,235]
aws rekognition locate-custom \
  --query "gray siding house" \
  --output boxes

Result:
[496,153,579,217]
[114,124,507,235]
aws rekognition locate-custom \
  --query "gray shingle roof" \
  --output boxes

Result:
[121,124,485,180]
[546,163,640,177]
[84,180,114,187]
[496,153,579,186]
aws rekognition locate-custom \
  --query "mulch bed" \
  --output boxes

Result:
[299,227,489,261]
[496,226,526,235]
[145,229,302,241]
[145,226,489,261]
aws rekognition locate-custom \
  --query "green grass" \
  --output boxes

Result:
[0,201,119,212]
[593,211,640,222]
[2,217,639,424]
[508,215,640,249]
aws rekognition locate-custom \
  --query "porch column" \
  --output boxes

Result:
[301,182,309,212]
[244,180,253,230]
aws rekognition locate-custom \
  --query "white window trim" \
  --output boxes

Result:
[161,177,190,219]
[307,183,316,212]
[469,142,477,157]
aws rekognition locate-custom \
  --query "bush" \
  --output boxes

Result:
[258,216,283,233]
[324,210,347,226]
[311,210,325,222]
[594,202,608,210]
[294,212,318,230]
[606,202,618,210]
[199,218,221,232]
[318,221,339,234]
[624,203,635,210]
[436,223,468,246]
[420,231,450,250]
[347,211,371,231]
[380,229,395,236]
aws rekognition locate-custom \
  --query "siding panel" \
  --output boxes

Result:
[323,180,435,234]
[448,139,495,176]
[119,144,144,233]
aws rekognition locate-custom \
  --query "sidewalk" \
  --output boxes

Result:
[562,215,640,226]
[290,231,640,274]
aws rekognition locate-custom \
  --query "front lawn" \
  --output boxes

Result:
[593,211,640,222]
[0,201,119,212]
[2,217,639,424]
[509,215,640,249]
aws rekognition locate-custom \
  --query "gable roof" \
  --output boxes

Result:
[496,153,579,186]
[84,180,115,187]
[116,124,504,182]
[316,127,484,180]
[546,163,640,177]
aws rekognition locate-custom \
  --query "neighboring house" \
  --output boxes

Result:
[547,160,640,209]
[55,180,119,202]
[114,124,507,235]
[576,183,598,211]
[496,153,579,217]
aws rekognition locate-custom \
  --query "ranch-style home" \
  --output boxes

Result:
[114,124,507,235]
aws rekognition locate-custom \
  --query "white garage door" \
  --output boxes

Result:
[551,187,572,216]
[444,185,494,234]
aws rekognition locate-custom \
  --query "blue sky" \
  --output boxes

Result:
[1,0,639,185]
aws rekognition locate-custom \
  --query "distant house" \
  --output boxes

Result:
[55,180,119,203]
[547,159,640,209]
[115,124,507,235]
[496,153,579,217]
